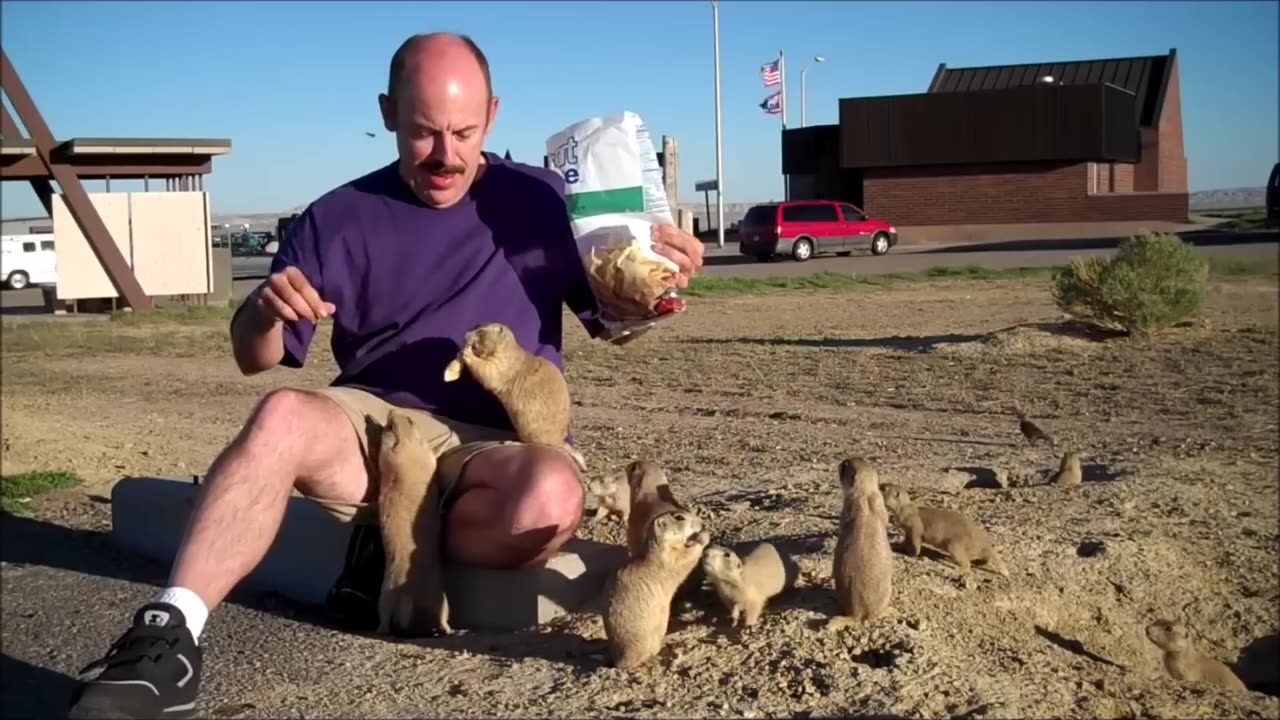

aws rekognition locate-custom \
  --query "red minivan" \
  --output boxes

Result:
[738,200,898,262]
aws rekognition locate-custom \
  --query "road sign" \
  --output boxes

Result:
[695,179,719,193]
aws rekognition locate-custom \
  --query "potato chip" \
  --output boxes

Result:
[442,358,463,382]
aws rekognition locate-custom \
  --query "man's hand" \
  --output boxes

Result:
[651,224,705,289]
[254,266,335,325]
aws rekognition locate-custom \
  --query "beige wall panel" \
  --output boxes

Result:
[129,191,211,295]
[52,192,133,300]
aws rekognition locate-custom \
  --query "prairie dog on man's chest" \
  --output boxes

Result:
[443,321,586,471]
[829,456,894,629]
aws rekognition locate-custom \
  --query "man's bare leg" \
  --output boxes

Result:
[444,445,585,568]
[67,388,371,720]
[167,388,371,617]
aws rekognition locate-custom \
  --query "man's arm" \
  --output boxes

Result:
[230,290,287,375]
[229,210,328,375]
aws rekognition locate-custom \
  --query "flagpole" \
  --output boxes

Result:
[712,0,725,249]
[778,50,788,130]
[778,49,789,200]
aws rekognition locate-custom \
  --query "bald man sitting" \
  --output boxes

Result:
[68,31,705,720]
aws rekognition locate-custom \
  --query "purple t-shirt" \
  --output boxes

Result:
[261,152,602,431]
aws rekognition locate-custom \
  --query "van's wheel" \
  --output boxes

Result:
[6,271,29,290]
[792,237,814,262]
[870,233,891,256]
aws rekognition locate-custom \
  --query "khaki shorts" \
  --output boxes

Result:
[297,385,526,526]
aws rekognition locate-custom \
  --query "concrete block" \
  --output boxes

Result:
[110,476,351,606]
[109,476,625,630]
[445,539,625,631]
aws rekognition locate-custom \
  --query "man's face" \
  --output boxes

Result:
[379,62,499,209]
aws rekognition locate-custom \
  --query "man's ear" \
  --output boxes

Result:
[485,95,500,134]
[378,93,396,133]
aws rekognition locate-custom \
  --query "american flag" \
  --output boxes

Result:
[760,59,780,87]
[759,91,782,115]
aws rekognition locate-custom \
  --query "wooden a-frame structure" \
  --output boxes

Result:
[1,45,231,310]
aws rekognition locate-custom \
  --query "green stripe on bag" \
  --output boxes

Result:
[565,186,645,219]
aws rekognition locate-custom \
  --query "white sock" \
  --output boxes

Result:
[153,587,210,644]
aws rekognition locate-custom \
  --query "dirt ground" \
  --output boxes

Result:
[2,276,1278,719]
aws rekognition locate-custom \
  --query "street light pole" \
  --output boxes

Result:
[800,55,825,128]
[712,0,725,249]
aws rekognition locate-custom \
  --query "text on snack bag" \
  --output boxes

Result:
[549,135,581,185]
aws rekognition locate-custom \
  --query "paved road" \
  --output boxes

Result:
[700,231,1279,278]
[3,231,1276,314]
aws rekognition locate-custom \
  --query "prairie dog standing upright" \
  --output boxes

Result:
[1146,619,1247,691]
[1051,450,1083,487]
[624,460,686,558]
[880,483,1009,577]
[604,511,711,669]
[377,410,451,637]
[829,456,894,629]
[702,542,788,627]
[443,322,586,471]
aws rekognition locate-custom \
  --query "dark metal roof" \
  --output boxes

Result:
[928,49,1175,128]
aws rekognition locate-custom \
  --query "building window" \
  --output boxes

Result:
[22,242,35,252]
[40,241,55,251]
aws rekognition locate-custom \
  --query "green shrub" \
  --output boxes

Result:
[1051,231,1209,336]
[1,470,80,514]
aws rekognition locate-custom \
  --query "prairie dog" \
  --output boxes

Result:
[829,456,894,629]
[1051,450,1083,487]
[702,543,787,627]
[587,473,630,523]
[1146,619,1246,691]
[377,410,451,637]
[624,460,687,558]
[880,483,1009,577]
[604,511,711,669]
[443,322,586,471]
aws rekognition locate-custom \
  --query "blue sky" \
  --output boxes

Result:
[1,0,1275,218]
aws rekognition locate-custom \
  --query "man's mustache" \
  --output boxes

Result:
[421,160,465,175]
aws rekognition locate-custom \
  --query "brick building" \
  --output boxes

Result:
[783,49,1189,242]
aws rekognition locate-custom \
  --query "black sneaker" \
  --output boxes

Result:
[66,603,203,720]
[324,522,386,632]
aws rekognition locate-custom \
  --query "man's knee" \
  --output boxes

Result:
[246,388,338,442]
[505,451,585,538]
[235,388,365,487]
[447,446,585,567]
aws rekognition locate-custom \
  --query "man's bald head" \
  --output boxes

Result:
[386,32,493,101]
[377,31,501,208]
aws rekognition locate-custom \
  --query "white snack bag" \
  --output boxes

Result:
[546,111,687,341]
